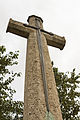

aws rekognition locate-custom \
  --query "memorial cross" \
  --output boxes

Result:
[6,15,66,120]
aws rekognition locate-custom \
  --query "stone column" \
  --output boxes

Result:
[23,15,63,120]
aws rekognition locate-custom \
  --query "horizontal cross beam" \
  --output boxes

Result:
[6,18,66,50]
[6,19,31,38]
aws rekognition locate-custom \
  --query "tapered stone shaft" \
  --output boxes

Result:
[23,16,63,120]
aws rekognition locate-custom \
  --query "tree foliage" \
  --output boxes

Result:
[0,46,23,120]
[0,45,80,120]
[53,66,80,120]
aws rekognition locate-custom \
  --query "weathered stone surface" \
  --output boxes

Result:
[6,18,32,38]
[23,16,63,120]
[6,17,66,50]
[24,31,46,120]
[6,15,65,120]
[44,32,66,50]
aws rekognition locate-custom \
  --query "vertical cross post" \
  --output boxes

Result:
[24,16,64,120]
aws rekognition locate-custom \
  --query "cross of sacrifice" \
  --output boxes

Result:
[6,15,66,120]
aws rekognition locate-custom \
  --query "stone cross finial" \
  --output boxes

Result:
[6,15,65,50]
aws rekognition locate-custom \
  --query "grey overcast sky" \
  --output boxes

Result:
[0,0,80,101]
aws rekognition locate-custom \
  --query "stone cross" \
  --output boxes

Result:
[6,15,66,120]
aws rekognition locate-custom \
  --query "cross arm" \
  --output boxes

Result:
[43,32,66,50]
[6,19,32,38]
